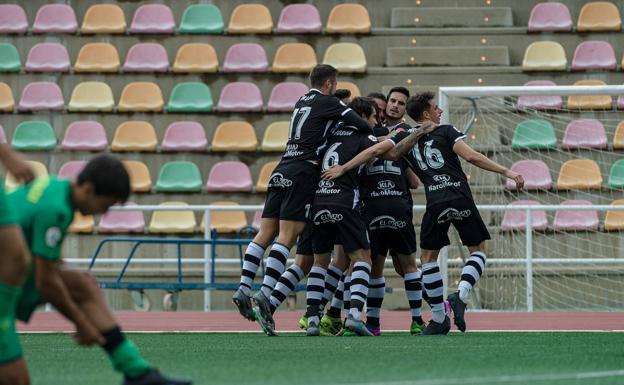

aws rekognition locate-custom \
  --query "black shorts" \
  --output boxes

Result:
[364,198,416,257]
[420,198,491,250]
[311,202,370,255]
[295,221,313,256]
[262,160,318,222]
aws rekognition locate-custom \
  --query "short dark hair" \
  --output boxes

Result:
[367,92,387,103]
[348,97,376,119]
[386,86,410,102]
[77,155,130,203]
[406,91,435,121]
[334,89,351,101]
[309,64,338,89]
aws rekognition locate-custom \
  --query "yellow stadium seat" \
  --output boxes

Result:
[336,81,361,98]
[567,80,612,110]
[4,161,48,192]
[68,82,114,112]
[256,161,279,192]
[261,122,289,152]
[200,201,247,234]
[81,4,126,34]
[614,121,624,150]
[118,82,164,112]
[122,160,152,192]
[149,202,196,234]
[522,41,567,71]
[272,43,317,73]
[74,43,120,73]
[0,82,14,112]
[211,121,257,152]
[112,121,158,152]
[68,212,94,233]
[577,2,621,32]
[228,4,273,34]
[605,200,624,231]
[323,43,366,73]
[326,4,371,34]
[173,43,218,73]
[557,159,603,190]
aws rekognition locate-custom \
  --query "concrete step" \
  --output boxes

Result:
[391,7,514,28]
[387,46,510,67]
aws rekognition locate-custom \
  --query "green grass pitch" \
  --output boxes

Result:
[22,332,624,385]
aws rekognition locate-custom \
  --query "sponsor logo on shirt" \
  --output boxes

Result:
[428,174,462,192]
[369,215,407,230]
[368,179,403,198]
[45,227,62,248]
[284,143,304,158]
[268,172,293,188]
[316,179,341,194]
[436,208,471,224]
[333,130,354,136]
[313,209,343,225]
[377,180,396,190]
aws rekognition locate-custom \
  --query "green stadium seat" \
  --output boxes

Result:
[608,160,624,189]
[511,120,557,150]
[11,121,57,151]
[167,82,213,113]
[179,4,224,34]
[155,161,203,192]
[0,44,21,72]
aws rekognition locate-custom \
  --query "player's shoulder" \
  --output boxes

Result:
[33,178,72,213]
[394,122,412,132]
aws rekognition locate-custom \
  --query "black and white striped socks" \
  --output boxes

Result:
[269,264,305,313]
[422,262,445,323]
[305,266,327,325]
[326,274,345,318]
[260,243,290,298]
[320,265,343,309]
[239,242,265,293]
[348,261,371,321]
[366,277,385,328]
[458,251,486,303]
[404,270,423,323]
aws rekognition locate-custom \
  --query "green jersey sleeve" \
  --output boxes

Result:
[31,204,69,261]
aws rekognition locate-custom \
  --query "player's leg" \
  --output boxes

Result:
[305,252,332,336]
[319,246,348,335]
[344,248,373,336]
[269,253,312,315]
[365,252,385,336]
[395,252,424,334]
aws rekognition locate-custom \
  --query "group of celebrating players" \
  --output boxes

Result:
[232,64,525,337]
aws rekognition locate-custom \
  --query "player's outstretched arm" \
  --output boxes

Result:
[321,139,395,180]
[0,143,34,184]
[405,168,420,189]
[453,140,524,189]
[382,123,436,160]
[341,110,373,134]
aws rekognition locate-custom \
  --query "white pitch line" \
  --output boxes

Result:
[18,329,624,334]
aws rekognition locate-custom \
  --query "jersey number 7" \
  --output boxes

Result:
[288,106,312,140]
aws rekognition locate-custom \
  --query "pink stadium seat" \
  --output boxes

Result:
[58,160,86,181]
[276,4,322,33]
[19,82,64,112]
[561,119,608,149]
[217,82,263,112]
[527,3,572,32]
[222,43,268,73]
[267,82,308,112]
[506,160,552,190]
[251,210,262,230]
[571,41,616,71]
[33,4,78,34]
[161,121,207,152]
[501,200,548,231]
[25,43,70,73]
[616,94,624,110]
[60,121,108,151]
[0,125,6,143]
[553,200,599,231]
[205,161,253,192]
[98,203,145,233]
[0,5,27,34]
[517,80,562,110]
[123,43,169,73]
[129,4,175,34]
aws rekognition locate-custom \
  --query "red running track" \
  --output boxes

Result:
[17,311,624,333]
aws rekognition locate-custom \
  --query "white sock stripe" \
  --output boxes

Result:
[290,265,305,280]
[471,251,487,262]
[462,265,481,280]
[246,242,265,258]
[271,243,291,257]
[369,277,385,286]
[266,258,287,270]
[367,308,381,318]
[403,271,420,281]
[327,264,343,278]
[406,290,422,301]
[421,262,438,271]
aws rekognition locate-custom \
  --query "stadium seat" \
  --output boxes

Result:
[0,43,21,72]
[57,160,86,180]
[33,4,78,34]
[511,119,557,150]
[161,121,207,152]
[0,5,27,34]
[256,161,279,192]
[223,43,268,73]
[228,4,273,34]
[501,200,548,231]
[336,82,361,97]
[522,41,567,71]
[217,82,263,112]
[571,41,616,71]
[0,82,14,112]
[608,160,624,188]
[617,94,624,110]
[326,4,371,34]
[200,201,247,234]
[561,119,608,150]
[506,160,552,190]
[167,82,213,113]
[5,161,47,192]
[553,200,599,231]
[577,2,621,32]
[98,203,145,233]
[276,4,322,34]
[81,4,126,34]
[68,82,114,112]
[205,161,253,192]
[527,3,572,32]
[149,202,196,234]
[272,43,317,73]
[211,121,257,152]
[122,161,152,192]
[604,200,624,231]
[60,121,108,151]
[0,126,5,143]
[68,212,95,234]
[123,43,169,73]
[179,4,224,34]
[19,82,64,112]
[567,80,612,110]
[614,121,624,150]
[267,82,308,112]
[117,82,164,112]
[323,43,367,73]
[11,121,57,151]
[25,43,70,73]
[173,43,218,73]
[517,80,562,110]
[112,121,158,152]
[130,4,175,34]
[155,161,203,192]
[557,159,602,190]
[261,121,289,152]
[74,43,120,73]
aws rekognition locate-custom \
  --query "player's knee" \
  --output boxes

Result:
[0,369,30,385]
[420,254,436,265]
[78,272,100,299]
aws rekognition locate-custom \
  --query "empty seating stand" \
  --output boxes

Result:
[58,161,86,180]
[149,202,196,234]
[326,4,371,34]
[112,121,158,152]
[267,82,308,112]
[0,44,21,72]
[605,200,624,231]
[201,202,247,234]
[75,43,120,73]
[228,4,273,34]
[517,80,562,110]
[522,41,567,71]
[561,119,607,149]
[167,82,213,113]
[217,82,263,112]
[98,203,145,233]
[390,6,513,28]
[123,43,169,73]
[0,5,28,34]
[223,43,268,73]
[501,200,548,231]
[33,4,78,34]
[506,160,552,190]
[567,80,612,110]
[272,43,317,73]
[122,161,152,192]
[173,43,218,73]
[11,121,57,151]
[81,4,126,34]
[571,41,616,71]
[0,83,14,112]
[211,121,257,152]
[608,160,624,188]
[614,121,624,150]
[528,3,572,32]
[553,200,599,231]
[323,43,367,73]
[256,161,279,192]
[511,119,557,150]
[262,122,289,152]
[60,121,108,151]
[179,4,224,34]
[26,43,70,73]
[155,161,203,193]
[68,82,114,112]
[5,161,47,192]
[130,4,175,34]
[276,4,321,34]
[117,82,164,112]
[336,82,361,97]
[69,212,95,234]
[577,2,621,32]
[161,121,207,152]
[19,82,64,112]
[205,161,253,192]
[557,159,603,190]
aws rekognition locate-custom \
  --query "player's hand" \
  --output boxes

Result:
[74,321,104,346]
[321,165,345,180]
[505,170,524,189]
[3,151,34,184]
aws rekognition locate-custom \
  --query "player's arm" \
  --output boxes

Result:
[321,139,395,180]
[405,168,420,189]
[382,123,437,161]
[0,143,34,184]
[453,140,524,189]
